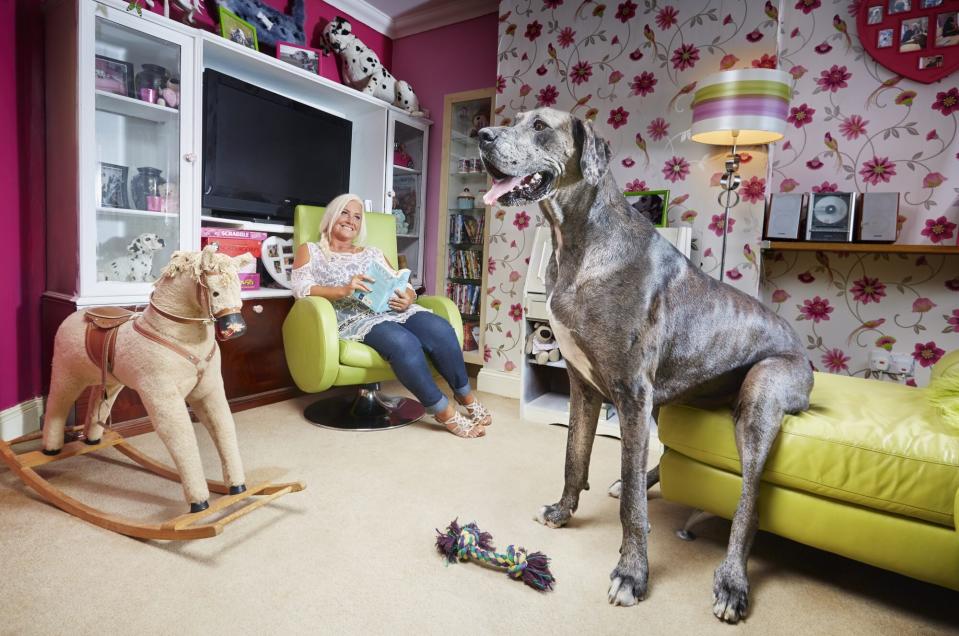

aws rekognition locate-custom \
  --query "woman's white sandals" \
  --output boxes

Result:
[463,400,492,427]
[435,411,485,438]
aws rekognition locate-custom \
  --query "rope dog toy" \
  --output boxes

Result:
[434,519,555,591]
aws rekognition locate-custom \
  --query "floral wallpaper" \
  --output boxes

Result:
[763,0,959,385]
[485,0,780,375]
[484,0,959,385]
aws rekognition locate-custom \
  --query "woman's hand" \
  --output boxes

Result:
[343,274,374,299]
[388,288,415,312]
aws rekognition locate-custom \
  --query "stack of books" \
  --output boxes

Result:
[449,214,485,244]
[447,249,481,279]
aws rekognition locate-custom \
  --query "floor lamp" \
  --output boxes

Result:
[689,69,792,282]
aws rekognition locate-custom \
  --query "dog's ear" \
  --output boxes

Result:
[129,238,141,254]
[575,117,611,186]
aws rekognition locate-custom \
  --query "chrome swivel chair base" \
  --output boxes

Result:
[304,384,425,431]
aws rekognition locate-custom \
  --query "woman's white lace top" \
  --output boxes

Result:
[290,243,427,341]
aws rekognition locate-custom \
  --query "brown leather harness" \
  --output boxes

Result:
[82,274,238,428]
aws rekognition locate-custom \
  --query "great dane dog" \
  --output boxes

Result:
[478,108,813,623]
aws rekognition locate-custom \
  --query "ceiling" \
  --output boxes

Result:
[324,0,500,38]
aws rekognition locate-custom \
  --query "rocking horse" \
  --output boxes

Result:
[0,246,304,540]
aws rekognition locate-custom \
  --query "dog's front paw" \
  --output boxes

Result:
[607,563,648,606]
[535,503,572,528]
[712,565,750,623]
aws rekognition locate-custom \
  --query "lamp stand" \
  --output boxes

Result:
[717,133,741,283]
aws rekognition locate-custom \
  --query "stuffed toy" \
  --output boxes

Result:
[133,0,205,24]
[322,17,421,114]
[469,108,490,138]
[217,0,306,46]
[98,233,166,282]
[525,322,562,365]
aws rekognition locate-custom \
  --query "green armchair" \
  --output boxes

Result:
[282,205,463,430]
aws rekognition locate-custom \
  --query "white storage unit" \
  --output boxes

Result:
[520,225,693,438]
[45,0,431,307]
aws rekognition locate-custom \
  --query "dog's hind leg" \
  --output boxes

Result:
[536,368,602,528]
[607,464,659,498]
[607,380,654,606]
[711,353,812,623]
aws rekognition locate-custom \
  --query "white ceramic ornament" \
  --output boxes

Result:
[260,235,295,289]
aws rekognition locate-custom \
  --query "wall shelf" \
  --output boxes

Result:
[761,241,959,255]
[95,90,179,123]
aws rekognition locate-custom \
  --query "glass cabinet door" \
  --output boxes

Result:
[84,6,194,298]
[388,115,428,287]
[440,91,494,363]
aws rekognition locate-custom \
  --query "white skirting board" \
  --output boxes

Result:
[476,368,521,399]
[1,397,44,442]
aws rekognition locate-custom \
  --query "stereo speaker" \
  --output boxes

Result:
[764,193,806,240]
[856,192,899,243]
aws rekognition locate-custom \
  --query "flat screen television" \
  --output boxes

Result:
[202,69,352,222]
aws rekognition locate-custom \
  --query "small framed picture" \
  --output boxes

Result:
[98,162,129,209]
[900,17,928,52]
[867,6,883,25]
[267,244,279,258]
[878,28,895,48]
[94,55,134,97]
[921,0,943,8]
[624,190,670,227]
[889,0,911,14]
[919,53,944,68]
[936,12,959,47]
[219,7,258,51]
[276,42,322,74]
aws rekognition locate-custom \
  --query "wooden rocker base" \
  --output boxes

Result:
[0,428,305,541]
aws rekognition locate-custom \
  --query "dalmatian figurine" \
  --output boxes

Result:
[98,233,166,282]
[322,17,421,114]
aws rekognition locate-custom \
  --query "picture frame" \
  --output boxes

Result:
[899,16,928,52]
[219,7,258,51]
[919,53,944,69]
[805,191,857,242]
[888,0,911,14]
[920,0,943,8]
[878,28,894,48]
[98,162,129,209]
[624,190,670,227]
[276,42,322,74]
[936,12,959,47]
[94,55,134,97]
[867,6,883,26]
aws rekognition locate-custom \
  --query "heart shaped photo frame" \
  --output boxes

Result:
[857,0,959,84]
[260,235,295,289]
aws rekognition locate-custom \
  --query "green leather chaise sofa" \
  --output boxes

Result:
[658,349,959,591]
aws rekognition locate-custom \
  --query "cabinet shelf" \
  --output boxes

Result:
[97,206,179,219]
[241,288,292,299]
[448,207,486,213]
[201,215,294,234]
[448,277,481,284]
[95,90,179,123]
[392,165,421,175]
[396,233,418,239]
[528,356,567,369]
[452,172,488,178]
[761,241,959,255]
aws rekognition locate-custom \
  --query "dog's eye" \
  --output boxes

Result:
[533,119,548,132]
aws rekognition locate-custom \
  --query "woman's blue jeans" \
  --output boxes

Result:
[362,311,470,414]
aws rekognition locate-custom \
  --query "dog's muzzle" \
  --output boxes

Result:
[214,310,246,341]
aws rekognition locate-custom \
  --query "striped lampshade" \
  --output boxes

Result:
[689,68,792,146]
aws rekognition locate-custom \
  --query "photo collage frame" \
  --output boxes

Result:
[858,0,959,82]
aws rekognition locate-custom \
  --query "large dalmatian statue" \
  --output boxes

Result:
[322,17,421,114]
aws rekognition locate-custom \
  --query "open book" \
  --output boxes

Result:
[353,258,411,313]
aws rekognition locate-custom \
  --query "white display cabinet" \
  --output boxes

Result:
[520,225,692,438]
[45,0,431,307]
[435,88,495,364]
[48,1,197,306]
[386,111,429,286]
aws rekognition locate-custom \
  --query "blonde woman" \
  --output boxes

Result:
[291,194,491,438]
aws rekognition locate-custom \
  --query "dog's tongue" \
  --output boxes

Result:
[484,176,523,205]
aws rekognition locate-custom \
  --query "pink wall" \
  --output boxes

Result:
[1,0,46,411]
[392,13,499,294]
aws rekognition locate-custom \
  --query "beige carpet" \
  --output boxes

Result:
[1,385,956,635]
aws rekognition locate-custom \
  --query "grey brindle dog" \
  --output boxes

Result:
[478,108,813,623]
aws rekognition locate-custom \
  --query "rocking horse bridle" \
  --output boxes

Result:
[144,273,247,342]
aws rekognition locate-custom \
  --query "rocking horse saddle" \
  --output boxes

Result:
[84,307,137,378]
